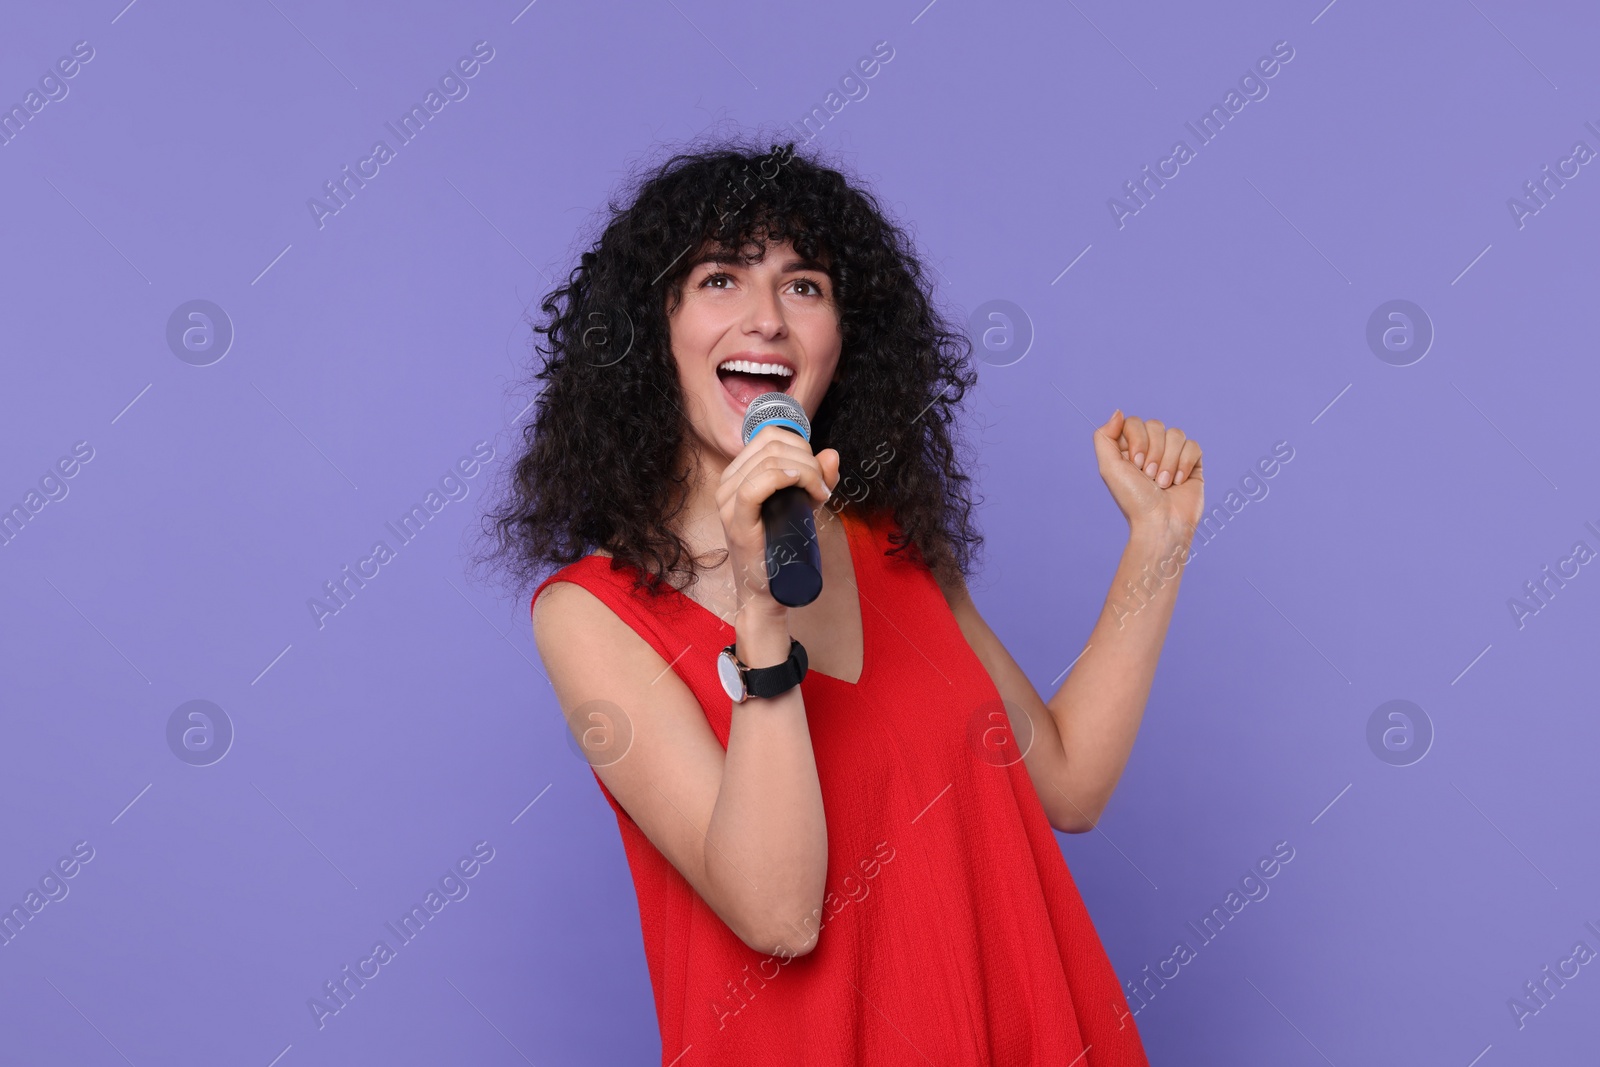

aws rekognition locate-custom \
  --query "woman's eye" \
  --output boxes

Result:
[699,273,825,295]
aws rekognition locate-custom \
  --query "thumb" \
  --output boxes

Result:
[820,448,842,491]
[1094,409,1126,457]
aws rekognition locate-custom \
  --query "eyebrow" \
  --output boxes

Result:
[685,251,831,274]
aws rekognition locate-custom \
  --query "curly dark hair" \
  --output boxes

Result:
[480,132,983,599]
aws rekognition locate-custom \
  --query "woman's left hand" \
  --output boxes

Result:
[1093,410,1204,538]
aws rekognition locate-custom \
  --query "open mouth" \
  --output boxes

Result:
[716,358,795,409]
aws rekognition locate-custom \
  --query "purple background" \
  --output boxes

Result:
[3,0,1597,1063]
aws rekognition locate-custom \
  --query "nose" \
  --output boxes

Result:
[741,280,788,340]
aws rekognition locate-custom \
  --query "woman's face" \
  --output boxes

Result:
[667,237,842,464]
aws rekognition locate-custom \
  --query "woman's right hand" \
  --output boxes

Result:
[715,425,840,636]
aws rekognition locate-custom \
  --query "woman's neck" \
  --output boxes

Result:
[667,440,737,593]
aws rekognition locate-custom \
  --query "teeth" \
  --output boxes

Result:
[717,359,794,377]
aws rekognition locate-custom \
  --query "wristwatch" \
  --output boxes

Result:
[717,638,808,703]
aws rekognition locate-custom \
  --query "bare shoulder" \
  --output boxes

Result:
[530,578,686,729]
[530,576,620,657]
[527,552,634,666]
[932,566,1003,670]
[934,564,975,614]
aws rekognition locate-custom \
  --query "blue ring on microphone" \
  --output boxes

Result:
[746,416,810,443]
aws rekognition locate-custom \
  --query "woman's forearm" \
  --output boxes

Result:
[1045,518,1194,824]
[702,607,829,955]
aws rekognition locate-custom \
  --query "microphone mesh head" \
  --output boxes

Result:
[741,392,811,445]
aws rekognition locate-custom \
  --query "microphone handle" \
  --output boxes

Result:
[760,485,823,608]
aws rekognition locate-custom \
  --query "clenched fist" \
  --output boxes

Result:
[1093,410,1204,537]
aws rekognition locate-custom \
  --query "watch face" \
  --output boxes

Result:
[717,649,746,703]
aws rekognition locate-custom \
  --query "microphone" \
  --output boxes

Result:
[740,392,823,608]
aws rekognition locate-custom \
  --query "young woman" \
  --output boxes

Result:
[486,137,1203,1065]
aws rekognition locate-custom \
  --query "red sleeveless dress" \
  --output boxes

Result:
[533,509,1150,1066]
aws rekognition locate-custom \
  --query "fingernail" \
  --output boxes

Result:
[1145,462,1157,477]
[1157,470,1171,487]
[783,468,798,476]
[1133,453,1144,467]
[1173,470,1185,484]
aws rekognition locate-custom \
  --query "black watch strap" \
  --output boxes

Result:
[728,638,809,699]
